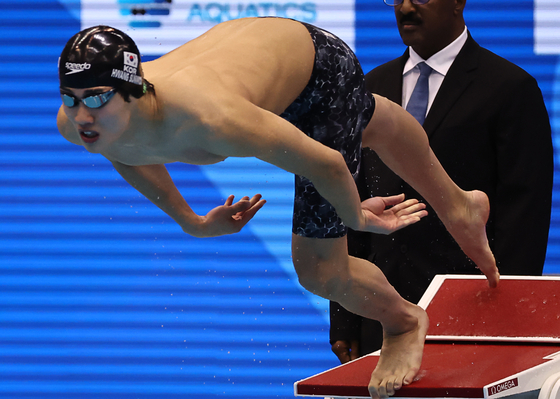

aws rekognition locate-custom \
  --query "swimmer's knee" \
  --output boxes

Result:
[291,234,351,299]
[296,266,351,300]
[292,253,351,300]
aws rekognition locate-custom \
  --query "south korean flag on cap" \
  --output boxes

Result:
[124,51,138,68]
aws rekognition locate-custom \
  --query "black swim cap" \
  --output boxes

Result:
[59,25,145,98]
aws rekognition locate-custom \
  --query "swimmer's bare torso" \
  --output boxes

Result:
[57,18,316,168]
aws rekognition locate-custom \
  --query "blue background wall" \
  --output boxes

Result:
[1,0,558,398]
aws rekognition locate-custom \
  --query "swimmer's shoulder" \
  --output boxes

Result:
[56,107,81,145]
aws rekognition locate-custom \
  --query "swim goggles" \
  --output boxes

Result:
[61,88,116,109]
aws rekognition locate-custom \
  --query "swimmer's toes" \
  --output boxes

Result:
[388,381,400,397]
[368,384,381,399]
[384,378,395,396]
[403,368,419,386]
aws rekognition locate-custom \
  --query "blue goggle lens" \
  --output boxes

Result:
[61,89,116,109]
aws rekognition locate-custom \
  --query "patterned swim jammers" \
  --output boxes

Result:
[281,22,376,238]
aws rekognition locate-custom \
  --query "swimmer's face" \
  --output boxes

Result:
[60,86,131,152]
[394,0,465,59]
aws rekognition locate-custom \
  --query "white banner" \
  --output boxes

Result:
[534,0,560,54]
[80,0,355,56]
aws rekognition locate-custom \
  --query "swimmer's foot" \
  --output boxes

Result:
[443,190,499,287]
[368,304,429,399]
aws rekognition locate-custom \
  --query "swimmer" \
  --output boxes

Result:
[56,18,500,398]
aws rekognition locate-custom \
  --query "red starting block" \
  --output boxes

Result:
[294,275,560,399]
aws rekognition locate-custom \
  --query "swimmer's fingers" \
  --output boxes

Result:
[200,195,265,237]
[378,193,407,207]
[224,195,256,215]
[223,195,236,206]
[360,195,427,234]
[391,200,427,218]
[246,194,265,210]
[242,195,267,220]
[381,194,426,216]
[237,199,266,223]
[231,194,266,221]
[380,195,428,229]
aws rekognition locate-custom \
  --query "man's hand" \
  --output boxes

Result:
[332,340,360,364]
[361,194,428,235]
[191,194,266,237]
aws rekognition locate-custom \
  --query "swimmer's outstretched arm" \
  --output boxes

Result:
[110,161,266,237]
[201,97,426,234]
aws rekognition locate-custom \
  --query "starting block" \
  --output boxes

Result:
[294,275,560,399]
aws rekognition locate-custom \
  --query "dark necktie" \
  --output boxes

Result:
[406,62,433,125]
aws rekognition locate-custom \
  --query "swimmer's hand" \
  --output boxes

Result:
[191,194,266,237]
[360,194,428,235]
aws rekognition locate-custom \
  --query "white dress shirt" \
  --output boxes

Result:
[402,26,468,114]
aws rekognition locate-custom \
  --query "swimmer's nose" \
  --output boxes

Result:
[74,103,94,125]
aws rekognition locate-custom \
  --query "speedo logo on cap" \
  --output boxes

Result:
[65,62,91,75]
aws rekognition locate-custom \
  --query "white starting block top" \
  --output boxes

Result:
[294,275,560,399]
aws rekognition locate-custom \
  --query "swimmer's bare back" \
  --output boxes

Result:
[142,17,316,116]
